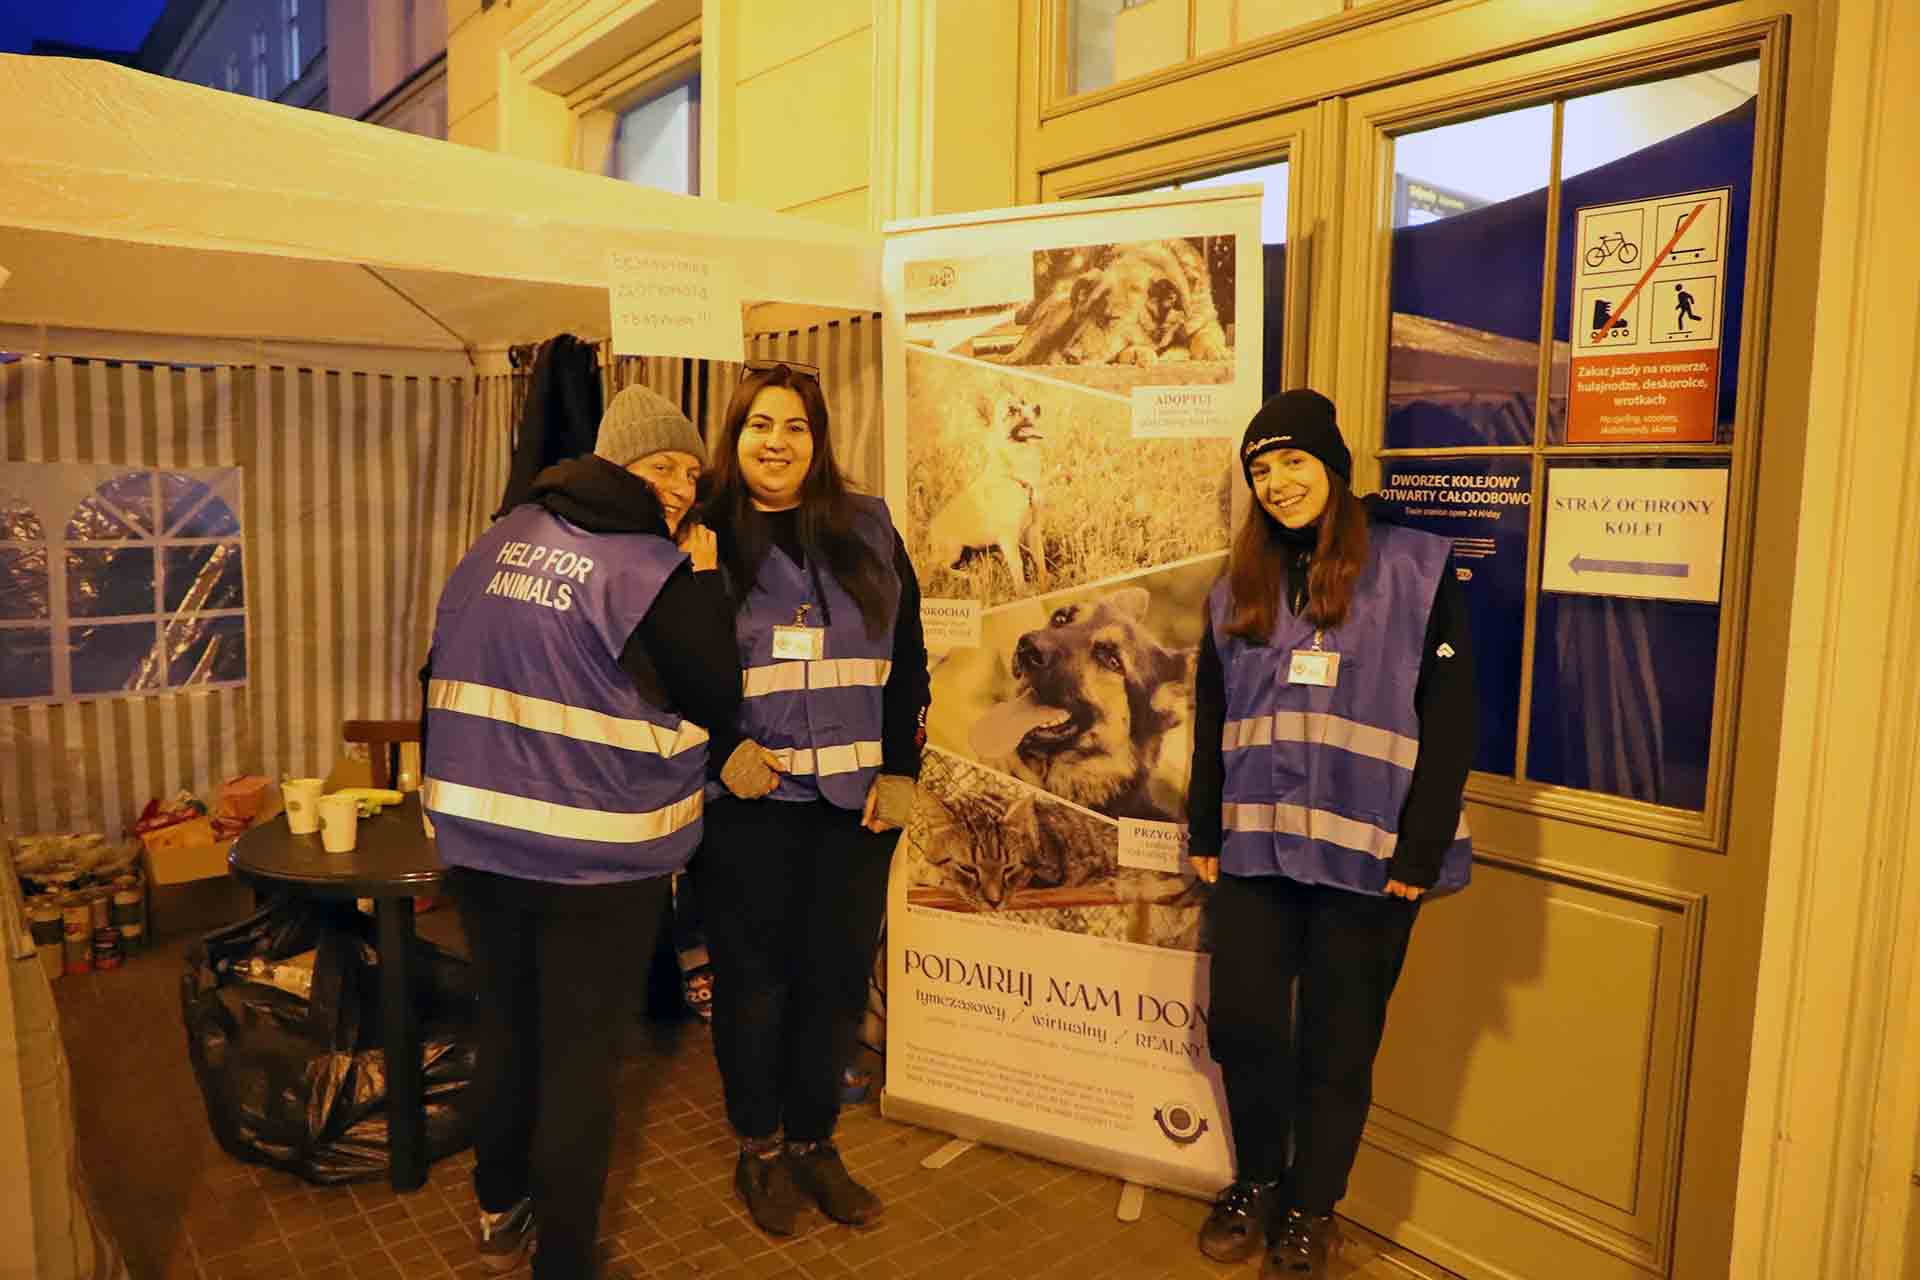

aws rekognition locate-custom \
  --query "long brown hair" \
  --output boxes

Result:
[704,365,895,638]
[1226,474,1370,641]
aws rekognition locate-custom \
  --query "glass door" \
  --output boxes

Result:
[1324,8,1800,1277]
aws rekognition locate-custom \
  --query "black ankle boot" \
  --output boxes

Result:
[1262,1208,1337,1278]
[1198,1179,1279,1262]
[785,1140,882,1226]
[734,1139,803,1236]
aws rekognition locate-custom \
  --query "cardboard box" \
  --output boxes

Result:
[129,784,283,938]
[139,815,215,860]
[139,852,255,940]
[217,775,274,822]
[144,834,235,886]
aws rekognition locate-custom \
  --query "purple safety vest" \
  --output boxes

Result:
[423,505,707,883]
[1205,522,1471,897]
[728,495,899,810]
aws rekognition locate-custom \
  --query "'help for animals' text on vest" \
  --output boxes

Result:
[1205,522,1471,897]
[729,495,899,810]
[423,505,707,883]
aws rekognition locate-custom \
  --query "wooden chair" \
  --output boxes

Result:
[342,719,419,790]
[342,719,441,912]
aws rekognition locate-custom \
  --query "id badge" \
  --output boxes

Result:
[1287,648,1341,687]
[772,625,825,661]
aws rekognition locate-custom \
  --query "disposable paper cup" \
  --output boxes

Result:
[283,778,326,834]
[318,794,360,853]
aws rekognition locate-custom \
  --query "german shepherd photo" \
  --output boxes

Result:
[923,559,1219,824]
[970,586,1195,822]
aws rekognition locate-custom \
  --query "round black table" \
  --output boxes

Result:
[229,793,445,1191]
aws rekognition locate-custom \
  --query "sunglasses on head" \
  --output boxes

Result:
[742,358,820,381]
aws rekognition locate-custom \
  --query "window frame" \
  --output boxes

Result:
[252,29,269,98]
[1039,0,1451,116]
[285,0,302,83]
[1330,23,1791,849]
[0,467,249,706]
[602,73,702,194]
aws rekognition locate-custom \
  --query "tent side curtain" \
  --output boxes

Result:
[0,355,468,837]
[461,316,887,550]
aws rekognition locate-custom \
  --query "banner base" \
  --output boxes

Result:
[881,1091,1222,1200]
[920,1138,976,1170]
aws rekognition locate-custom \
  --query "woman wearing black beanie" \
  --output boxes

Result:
[1188,389,1477,1276]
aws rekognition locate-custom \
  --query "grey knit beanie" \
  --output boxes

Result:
[594,386,706,469]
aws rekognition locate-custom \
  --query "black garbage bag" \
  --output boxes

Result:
[181,901,477,1184]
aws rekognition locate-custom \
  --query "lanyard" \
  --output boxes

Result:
[802,556,834,628]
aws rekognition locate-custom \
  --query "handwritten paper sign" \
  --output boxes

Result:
[607,250,745,362]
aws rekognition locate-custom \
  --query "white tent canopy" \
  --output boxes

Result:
[0,56,883,372]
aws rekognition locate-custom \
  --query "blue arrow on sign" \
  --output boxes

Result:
[1570,554,1687,577]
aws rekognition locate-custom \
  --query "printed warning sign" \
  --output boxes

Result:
[1568,188,1730,443]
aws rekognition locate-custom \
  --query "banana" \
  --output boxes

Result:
[331,787,403,805]
[330,787,404,815]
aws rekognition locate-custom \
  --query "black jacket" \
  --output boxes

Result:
[1188,501,1476,888]
[495,335,603,519]
[424,455,743,767]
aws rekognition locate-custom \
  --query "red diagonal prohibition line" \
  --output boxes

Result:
[1601,200,1707,331]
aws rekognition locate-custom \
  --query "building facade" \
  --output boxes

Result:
[140,0,328,109]
[137,0,449,139]
[331,0,450,139]
[442,3,1917,1279]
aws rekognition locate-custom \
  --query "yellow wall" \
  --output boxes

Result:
[447,0,553,151]
[442,0,1019,228]
[718,0,874,227]
[445,0,874,225]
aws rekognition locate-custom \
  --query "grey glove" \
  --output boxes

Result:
[865,774,917,832]
[721,739,782,800]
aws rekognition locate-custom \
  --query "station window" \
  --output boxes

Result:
[611,77,701,196]
[1373,61,1760,813]
[1065,0,1391,98]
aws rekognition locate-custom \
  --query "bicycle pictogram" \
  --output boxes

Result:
[1584,231,1641,269]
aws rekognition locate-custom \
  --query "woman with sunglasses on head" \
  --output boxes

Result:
[696,360,931,1236]
[1188,390,1475,1278]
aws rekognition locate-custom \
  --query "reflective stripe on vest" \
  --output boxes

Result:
[424,778,702,845]
[742,658,893,699]
[1223,801,1471,861]
[771,740,884,777]
[429,678,709,758]
[1222,710,1419,771]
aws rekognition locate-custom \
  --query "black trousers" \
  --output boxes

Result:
[447,866,669,1280]
[1207,873,1418,1214]
[696,797,896,1142]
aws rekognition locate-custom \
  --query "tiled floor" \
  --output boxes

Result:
[53,911,1459,1280]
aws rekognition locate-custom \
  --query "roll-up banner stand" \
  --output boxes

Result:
[880,189,1264,1195]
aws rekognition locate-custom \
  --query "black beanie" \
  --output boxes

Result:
[1240,389,1351,486]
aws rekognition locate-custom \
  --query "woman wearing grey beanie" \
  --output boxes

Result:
[423,384,741,1280]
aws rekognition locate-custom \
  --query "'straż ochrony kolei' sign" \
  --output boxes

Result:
[1540,464,1730,604]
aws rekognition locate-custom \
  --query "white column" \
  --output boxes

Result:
[1733,0,1920,1275]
